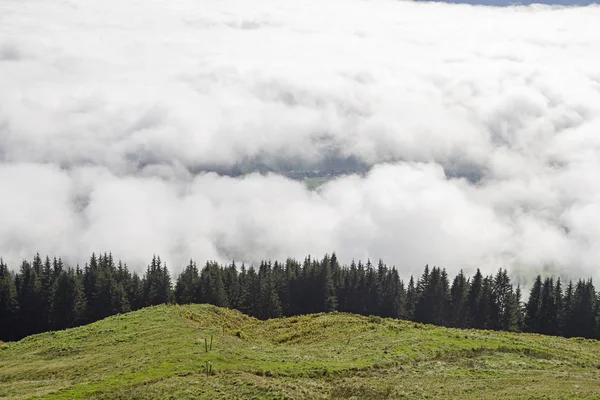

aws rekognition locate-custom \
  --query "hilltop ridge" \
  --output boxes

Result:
[1,304,599,399]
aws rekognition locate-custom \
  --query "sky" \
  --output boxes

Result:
[1,0,600,282]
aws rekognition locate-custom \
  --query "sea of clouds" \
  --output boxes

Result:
[1,0,600,282]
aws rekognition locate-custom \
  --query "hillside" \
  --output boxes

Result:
[1,305,599,399]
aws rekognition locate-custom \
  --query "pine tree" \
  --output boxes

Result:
[175,260,200,304]
[320,255,338,312]
[199,261,228,307]
[475,275,493,329]
[223,261,241,309]
[449,270,469,328]
[492,269,517,331]
[258,269,282,319]
[276,260,294,316]
[82,253,99,322]
[53,257,64,278]
[414,265,431,323]
[524,275,543,333]
[142,256,173,306]
[569,279,596,338]
[239,265,260,316]
[561,280,574,337]
[514,285,523,331]
[52,270,86,329]
[466,269,483,328]
[405,275,417,320]
[381,268,405,319]
[127,272,144,311]
[0,259,19,341]
[554,278,564,336]
[342,260,362,315]
[40,256,54,330]
[16,260,45,337]
[538,278,558,335]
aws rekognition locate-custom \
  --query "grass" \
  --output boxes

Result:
[1,305,600,399]
[303,177,332,190]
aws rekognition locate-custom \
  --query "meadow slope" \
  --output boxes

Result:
[1,304,599,399]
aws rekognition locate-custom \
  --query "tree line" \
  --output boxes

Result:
[1,253,599,342]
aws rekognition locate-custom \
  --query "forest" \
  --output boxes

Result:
[1,253,599,342]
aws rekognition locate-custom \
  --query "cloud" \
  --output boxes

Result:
[1,0,600,282]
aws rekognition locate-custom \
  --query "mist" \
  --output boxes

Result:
[1,0,600,281]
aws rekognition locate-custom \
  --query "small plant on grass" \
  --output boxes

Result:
[204,335,213,352]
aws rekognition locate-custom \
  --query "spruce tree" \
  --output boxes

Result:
[466,269,483,328]
[224,261,241,309]
[0,259,19,341]
[569,279,596,338]
[524,275,543,333]
[52,270,86,329]
[127,272,144,311]
[561,280,575,337]
[554,278,564,336]
[449,270,469,328]
[320,255,338,312]
[258,270,282,319]
[476,276,493,329]
[492,269,516,331]
[40,256,54,330]
[538,278,558,335]
[175,260,200,304]
[199,261,229,307]
[239,265,260,316]
[405,275,417,320]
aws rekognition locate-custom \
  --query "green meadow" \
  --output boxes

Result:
[1,304,599,399]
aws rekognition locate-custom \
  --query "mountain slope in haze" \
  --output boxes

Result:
[1,304,599,399]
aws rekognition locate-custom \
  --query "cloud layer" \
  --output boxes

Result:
[1,0,600,282]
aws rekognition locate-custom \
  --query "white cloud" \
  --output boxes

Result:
[1,0,600,281]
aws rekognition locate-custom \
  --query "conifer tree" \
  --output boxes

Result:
[258,269,282,319]
[320,255,338,312]
[561,280,575,337]
[524,276,543,332]
[405,275,417,320]
[52,270,86,329]
[491,269,515,331]
[175,260,199,304]
[514,285,523,331]
[0,259,19,341]
[538,278,558,335]
[16,260,45,337]
[570,279,596,338]
[127,272,144,311]
[553,278,564,336]
[449,270,469,328]
[239,265,260,316]
[224,261,241,309]
[199,261,228,307]
[40,256,54,330]
[476,276,493,329]
[467,269,483,327]
[142,256,173,306]
[82,253,100,322]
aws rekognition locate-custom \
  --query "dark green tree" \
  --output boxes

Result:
[524,275,543,332]
[0,259,19,341]
[52,270,86,329]
[449,270,469,328]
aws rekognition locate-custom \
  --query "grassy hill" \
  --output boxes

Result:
[1,305,599,399]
